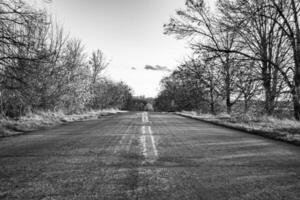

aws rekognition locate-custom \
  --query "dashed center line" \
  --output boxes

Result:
[142,112,149,123]
[140,112,158,163]
[141,126,147,157]
[148,126,158,157]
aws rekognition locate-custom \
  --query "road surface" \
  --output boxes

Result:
[0,112,299,199]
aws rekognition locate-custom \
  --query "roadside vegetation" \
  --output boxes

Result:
[155,0,300,143]
[179,111,300,145]
[0,0,133,136]
[0,109,124,137]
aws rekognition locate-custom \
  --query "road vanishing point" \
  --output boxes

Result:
[0,112,299,199]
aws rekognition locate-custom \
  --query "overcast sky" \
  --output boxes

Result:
[26,0,191,97]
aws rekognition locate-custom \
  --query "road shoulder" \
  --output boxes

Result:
[0,110,125,138]
[176,112,300,146]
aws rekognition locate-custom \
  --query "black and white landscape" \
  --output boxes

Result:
[0,0,300,199]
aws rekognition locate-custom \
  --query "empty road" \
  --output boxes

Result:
[0,112,299,200]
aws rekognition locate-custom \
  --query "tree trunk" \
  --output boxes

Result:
[293,0,300,120]
[210,102,215,114]
[262,62,274,115]
[291,0,300,120]
[292,92,300,120]
[210,87,215,114]
[293,49,300,120]
[244,94,249,113]
[225,61,232,114]
[225,78,232,114]
[226,98,232,114]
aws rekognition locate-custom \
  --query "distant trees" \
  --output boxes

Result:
[91,79,132,110]
[126,96,154,111]
[155,58,219,113]
[0,0,132,117]
[155,59,222,113]
[159,0,298,119]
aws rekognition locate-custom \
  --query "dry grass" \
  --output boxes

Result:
[179,111,300,145]
[0,109,125,137]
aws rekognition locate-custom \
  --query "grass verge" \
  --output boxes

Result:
[177,111,300,146]
[0,109,125,137]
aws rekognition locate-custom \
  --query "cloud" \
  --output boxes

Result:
[144,65,171,72]
[131,67,136,70]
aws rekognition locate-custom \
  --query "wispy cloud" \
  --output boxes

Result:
[144,65,171,72]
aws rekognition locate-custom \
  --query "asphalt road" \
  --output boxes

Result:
[0,112,300,200]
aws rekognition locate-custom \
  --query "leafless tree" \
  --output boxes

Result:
[164,0,246,114]
[218,0,291,115]
[262,0,300,119]
[89,50,109,84]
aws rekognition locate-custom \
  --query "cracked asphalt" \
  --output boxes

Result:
[0,112,299,200]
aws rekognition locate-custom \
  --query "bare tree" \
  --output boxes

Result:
[261,0,300,119]
[218,0,291,115]
[89,50,109,84]
[0,0,48,88]
[0,0,133,117]
[164,0,244,114]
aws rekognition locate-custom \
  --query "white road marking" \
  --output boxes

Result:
[141,126,147,157]
[148,126,158,157]
[142,113,145,122]
[141,112,149,123]
[140,112,158,163]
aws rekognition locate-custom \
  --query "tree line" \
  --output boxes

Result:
[155,0,300,120]
[0,0,132,118]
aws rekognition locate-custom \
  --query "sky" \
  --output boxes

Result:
[26,0,191,97]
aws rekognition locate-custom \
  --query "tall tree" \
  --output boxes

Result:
[218,0,290,115]
[164,0,244,114]
[89,50,109,84]
[264,0,300,119]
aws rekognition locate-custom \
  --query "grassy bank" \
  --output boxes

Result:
[178,111,300,146]
[0,109,125,137]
